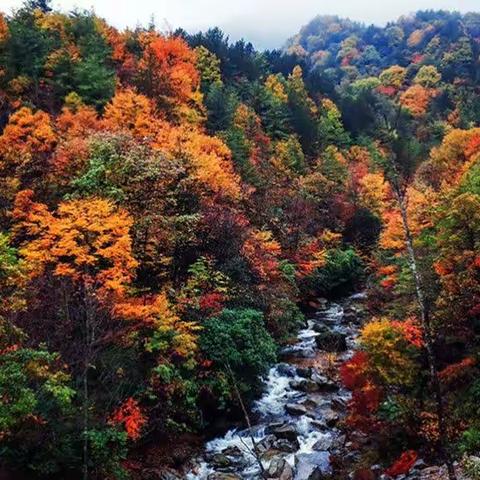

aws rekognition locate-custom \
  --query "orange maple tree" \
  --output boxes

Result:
[13,190,137,302]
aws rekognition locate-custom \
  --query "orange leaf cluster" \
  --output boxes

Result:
[400,85,435,117]
[103,89,158,138]
[138,34,201,120]
[438,357,476,386]
[391,318,424,348]
[109,398,146,440]
[385,450,418,477]
[0,107,56,164]
[13,191,137,299]
[242,230,282,282]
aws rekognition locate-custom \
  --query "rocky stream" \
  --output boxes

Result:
[185,293,366,480]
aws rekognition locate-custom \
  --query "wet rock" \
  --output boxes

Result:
[314,328,347,352]
[265,422,285,434]
[331,396,348,411]
[311,373,338,392]
[322,410,340,427]
[295,452,330,479]
[312,434,333,451]
[317,298,329,310]
[261,448,282,462]
[257,434,276,453]
[343,311,357,323]
[301,398,320,410]
[417,466,443,478]
[277,363,297,377]
[210,453,232,469]
[273,438,299,452]
[310,419,328,430]
[268,423,298,443]
[291,379,319,393]
[221,446,242,457]
[330,434,346,451]
[207,474,241,480]
[296,367,312,378]
[285,403,307,416]
[266,457,294,480]
[413,459,426,469]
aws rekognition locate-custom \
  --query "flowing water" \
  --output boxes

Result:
[187,293,366,480]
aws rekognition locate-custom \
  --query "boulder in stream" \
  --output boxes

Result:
[314,327,347,352]
[295,452,331,479]
[291,379,319,393]
[267,423,298,443]
[311,373,338,392]
[266,456,294,480]
[285,403,308,416]
[296,367,312,378]
[210,455,231,470]
[322,409,340,427]
[277,363,298,377]
[330,396,348,411]
[273,437,299,452]
[207,474,241,480]
[312,434,334,451]
[221,446,242,457]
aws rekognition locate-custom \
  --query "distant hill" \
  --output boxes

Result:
[286,11,480,83]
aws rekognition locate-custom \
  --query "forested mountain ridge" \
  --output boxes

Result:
[1,1,480,479]
[286,11,480,131]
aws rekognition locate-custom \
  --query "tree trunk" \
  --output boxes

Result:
[226,365,265,477]
[82,284,95,480]
[82,364,89,480]
[390,176,457,480]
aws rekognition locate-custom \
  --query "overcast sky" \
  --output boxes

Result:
[2,0,479,49]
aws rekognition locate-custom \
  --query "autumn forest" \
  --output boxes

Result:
[1,1,480,479]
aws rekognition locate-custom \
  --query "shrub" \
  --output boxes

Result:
[303,247,364,297]
[200,308,276,389]
[459,427,480,455]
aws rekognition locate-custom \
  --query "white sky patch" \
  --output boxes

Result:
[1,0,479,49]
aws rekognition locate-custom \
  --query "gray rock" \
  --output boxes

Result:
[330,434,346,451]
[413,459,426,469]
[269,424,298,443]
[317,298,329,310]
[312,434,334,451]
[277,363,297,377]
[267,457,294,480]
[295,452,330,479]
[207,474,241,480]
[323,410,340,427]
[273,438,299,452]
[314,328,347,352]
[331,396,347,411]
[296,367,312,378]
[221,446,242,457]
[291,379,319,393]
[301,398,320,410]
[257,434,276,453]
[343,311,357,323]
[285,403,307,416]
[210,453,232,469]
[261,448,282,462]
[311,373,338,392]
[310,419,328,430]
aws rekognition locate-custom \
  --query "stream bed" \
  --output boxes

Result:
[186,293,367,480]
